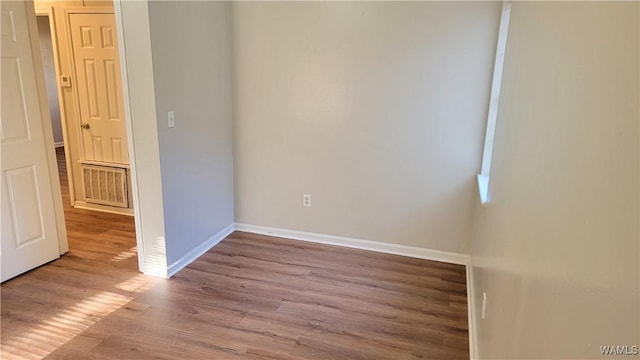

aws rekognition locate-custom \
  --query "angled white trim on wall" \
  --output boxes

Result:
[234,223,469,265]
[478,0,512,205]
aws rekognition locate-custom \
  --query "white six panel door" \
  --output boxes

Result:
[69,12,129,164]
[1,0,60,282]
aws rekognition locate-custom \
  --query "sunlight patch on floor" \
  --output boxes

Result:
[1,291,132,360]
[115,274,158,293]
[110,246,138,263]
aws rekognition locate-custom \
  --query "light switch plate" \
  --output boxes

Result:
[168,111,175,128]
[60,75,72,88]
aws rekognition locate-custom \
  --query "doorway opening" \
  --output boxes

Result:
[35,3,138,269]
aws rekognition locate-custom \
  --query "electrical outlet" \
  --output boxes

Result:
[303,194,311,207]
[482,292,487,319]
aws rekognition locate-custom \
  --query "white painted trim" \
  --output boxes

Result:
[166,223,235,278]
[234,223,469,266]
[113,0,146,273]
[78,159,130,169]
[73,201,134,216]
[113,0,169,278]
[478,0,511,205]
[477,173,490,206]
[36,4,76,208]
[466,264,479,360]
[54,141,64,148]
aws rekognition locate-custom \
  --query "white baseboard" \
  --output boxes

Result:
[166,223,235,278]
[467,263,479,360]
[161,222,475,358]
[73,201,134,216]
[54,141,64,148]
[234,223,469,266]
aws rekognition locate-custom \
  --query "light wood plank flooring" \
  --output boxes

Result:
[1,148,469,359]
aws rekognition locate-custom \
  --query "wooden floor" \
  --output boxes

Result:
[0,148,469,359]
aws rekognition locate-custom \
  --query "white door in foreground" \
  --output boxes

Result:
[1,0,60,282]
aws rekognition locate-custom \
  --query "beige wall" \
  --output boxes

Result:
[148,1,234,265]
[232,1,501,253]
[470,2,639,358]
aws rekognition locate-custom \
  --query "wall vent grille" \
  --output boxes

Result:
[81,164,128,208]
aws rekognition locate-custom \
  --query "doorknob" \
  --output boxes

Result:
[80,123,90,130]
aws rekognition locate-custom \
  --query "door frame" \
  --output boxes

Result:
[29,1,167,276]
[30,3,70,255]
[35,4,75,210]
[112,0,167,277]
